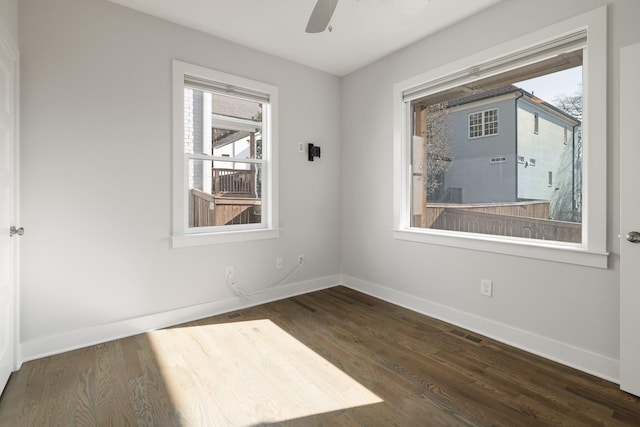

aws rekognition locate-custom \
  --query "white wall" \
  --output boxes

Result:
[341,0,640,381]
[0,0,18,45]
[19,0,341,357]
[18,0,640,383]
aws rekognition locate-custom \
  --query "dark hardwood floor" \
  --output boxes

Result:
[1,286,639,426]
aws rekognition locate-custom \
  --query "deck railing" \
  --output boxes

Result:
[213,168,256,196]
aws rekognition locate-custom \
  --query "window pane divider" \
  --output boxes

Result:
[185,153,263,164]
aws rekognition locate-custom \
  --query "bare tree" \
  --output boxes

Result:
[424,102,453,197]
[553,91,582,121]
[552,89,583,220]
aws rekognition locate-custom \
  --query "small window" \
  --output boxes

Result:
[548,171,553,186]
[469,112,483,138]
[517,155,525,164]
[529,158,536,166]
[534,113,539,134]
[172,60,279,247]
[468,108,498,139]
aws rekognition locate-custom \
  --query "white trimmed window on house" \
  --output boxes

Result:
[393,7,608,268]
[468,108,498,138]
[172,60,279,247]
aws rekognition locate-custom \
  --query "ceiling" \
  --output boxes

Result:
[108,0,502,76]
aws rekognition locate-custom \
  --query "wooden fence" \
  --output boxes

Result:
[423,201,550,229]
[192,188,261,227]
[430,207,581,243]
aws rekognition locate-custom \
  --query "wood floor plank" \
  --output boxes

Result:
[132,333,182,426]
[1,286,639,426]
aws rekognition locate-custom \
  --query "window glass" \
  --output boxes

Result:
[410,51,583,244]
[184,87,265,230]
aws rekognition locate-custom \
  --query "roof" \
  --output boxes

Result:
[447,85,581,126]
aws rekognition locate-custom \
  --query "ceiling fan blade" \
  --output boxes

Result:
[305,0,339,33]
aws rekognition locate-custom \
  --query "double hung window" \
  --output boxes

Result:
[469,108,498,139]
[172,61,279,247]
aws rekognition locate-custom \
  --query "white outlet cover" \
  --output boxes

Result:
[480,279,493,297]
[225,266,234,278]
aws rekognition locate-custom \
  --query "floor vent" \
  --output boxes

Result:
[451,329,483,344]
[465,334,482,344]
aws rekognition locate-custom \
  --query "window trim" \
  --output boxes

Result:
[392,7,608,268]
[172,60,280,247]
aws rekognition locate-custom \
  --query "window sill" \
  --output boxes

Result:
[393,228,608,269]
[172,228,280,248]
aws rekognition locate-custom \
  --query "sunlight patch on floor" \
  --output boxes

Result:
[146,319,383,426]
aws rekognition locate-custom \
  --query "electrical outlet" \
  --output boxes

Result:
[225,265,234,280]
[276,257,283,269]
[297,255,305,265]
[480,279,493,297]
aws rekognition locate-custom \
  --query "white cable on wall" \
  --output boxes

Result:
[226,262,304,300]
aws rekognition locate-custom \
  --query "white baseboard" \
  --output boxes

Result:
[21,275,340,363]
[339,274,620,384]
[22,273,620,384]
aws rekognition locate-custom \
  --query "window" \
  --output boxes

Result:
[172,60,279,247]
[469,108,498,138]
[393,7,608,268]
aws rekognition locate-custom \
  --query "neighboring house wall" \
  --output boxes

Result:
[444,94,518,204]
[442,92,578,214]
[185,88,206,227]
[517,98,577,211]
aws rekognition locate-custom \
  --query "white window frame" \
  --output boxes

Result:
[469,108,499,139]
[172,60,279,248]
[392,7,608,268]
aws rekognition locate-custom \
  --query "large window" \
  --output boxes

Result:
[393,8,608,267]
[172,61,279,247]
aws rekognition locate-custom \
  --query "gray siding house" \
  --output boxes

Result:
[438,86,580,221]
